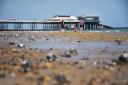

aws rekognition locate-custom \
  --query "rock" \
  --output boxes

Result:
[9,41,15,45]
[17,43,25,48]
[77,40,81,43]
[46,53,57,62]
[118,53,128,62]
[69,49,78,55]
[46,38,49,41]
[20,60,32,73]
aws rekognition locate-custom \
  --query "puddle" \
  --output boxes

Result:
[24,39,128,61]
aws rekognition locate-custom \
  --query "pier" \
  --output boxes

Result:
[0,15,112,31]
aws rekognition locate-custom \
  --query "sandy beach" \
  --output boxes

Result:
[0,31,128,85]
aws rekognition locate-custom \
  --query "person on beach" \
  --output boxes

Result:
[80,20,84,33]
[71,24,77,32]
[61,20,65,32]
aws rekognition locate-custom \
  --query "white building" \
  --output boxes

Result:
[53,15,79,22]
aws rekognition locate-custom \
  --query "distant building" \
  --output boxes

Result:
[53,15,79,30]
[54,15,79,22]
[78,16,100,29]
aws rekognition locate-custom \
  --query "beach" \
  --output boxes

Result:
[0,31,128,85]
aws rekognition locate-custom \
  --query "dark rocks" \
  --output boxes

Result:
[77,40,81,43]
[9,41,15,45]
[69,49,78,55]
[20,60,32,73]
[118,53,128,63]
[46,38,49,41]
[46,53,57,62]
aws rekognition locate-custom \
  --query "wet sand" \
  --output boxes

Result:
[0,31,128,85]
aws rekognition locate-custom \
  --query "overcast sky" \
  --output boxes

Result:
[0,0,128,27]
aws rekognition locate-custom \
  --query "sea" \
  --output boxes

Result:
[84,27,128,32]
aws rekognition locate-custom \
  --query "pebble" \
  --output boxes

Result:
[17,43,25,48]
[46,53,57,62]
[20,60,32,73]
[9,41,15,45]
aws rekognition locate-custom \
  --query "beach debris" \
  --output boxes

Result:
[115,39,121,44]
[17,43,25,48]
[20,60,32,73]
[46,53,57,62]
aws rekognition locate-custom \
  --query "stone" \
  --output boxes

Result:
[9,41,15,45]
[77,40,81,43]
[46,53,57,62]
[17,43,25,48]
[69,49,78,55]
[20,60,32,73]
[118,53,128,62]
